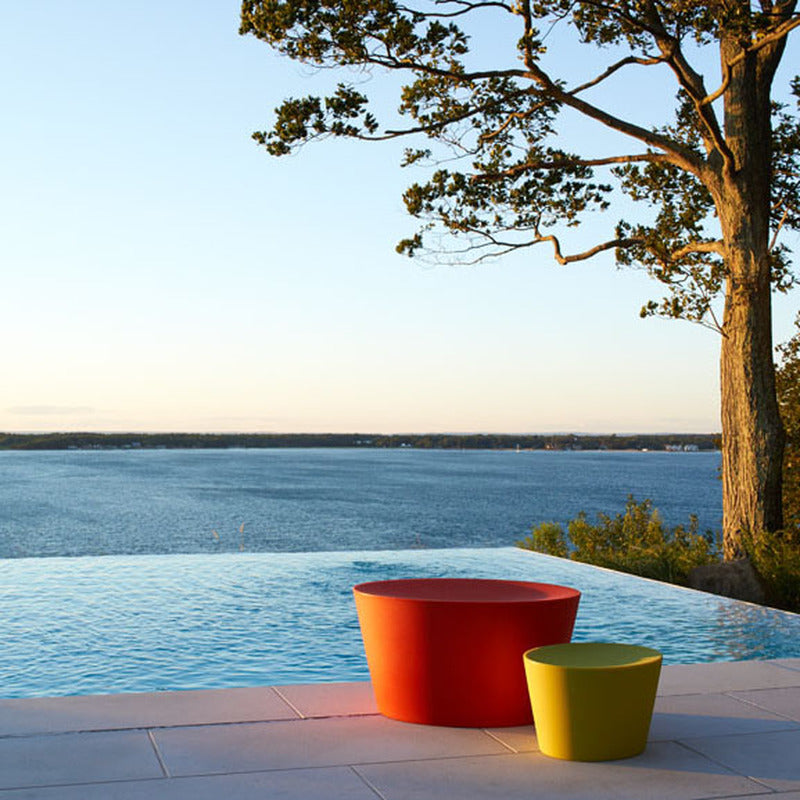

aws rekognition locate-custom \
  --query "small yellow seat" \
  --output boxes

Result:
[523,642,662,761]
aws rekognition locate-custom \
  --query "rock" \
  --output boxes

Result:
[687,559,766,604]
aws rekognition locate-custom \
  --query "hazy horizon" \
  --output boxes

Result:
[1,428,720,437]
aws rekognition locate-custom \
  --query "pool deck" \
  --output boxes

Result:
[1,659,799,799]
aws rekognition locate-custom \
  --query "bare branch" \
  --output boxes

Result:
[533,230,642,265]
[568,54,667,95]
[428,228,640,266]
[671,240,725,259]
[769,204,791,251]
[374,54,527,82]
[396,0,514,18]
[705,305,724,335]
[700,60,732,107]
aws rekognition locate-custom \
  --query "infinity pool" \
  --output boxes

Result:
[2,547,799,698]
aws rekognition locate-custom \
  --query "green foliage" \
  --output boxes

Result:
[523,521,569,559]
[517,496,718,585]
[241,1,800,328]
[777,312,800,530]
[519,494,800,611]
[741,528,800,612]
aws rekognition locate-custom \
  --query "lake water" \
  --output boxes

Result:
[0,448,722,558]
[9,446,785,700]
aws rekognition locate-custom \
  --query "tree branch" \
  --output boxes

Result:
[519,0,537,72]
[700,61,732,107]
[479,55,665,145]
[519,60,705,176]
[727,13,800,67]
[427,227,642,265]
[670,240,725,259]
[397,0,514,18]
[528,225,642,265]
[769,204,791,252]
[639,2,734,170]
[471,152,672,184]
[382,86,539,139]
[567,54,667,96]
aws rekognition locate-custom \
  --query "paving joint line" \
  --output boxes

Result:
[673,737,774,790]
[720,691,800,725]
[270,686,308,718]
[350,765,389,800]
[147,728,171,778]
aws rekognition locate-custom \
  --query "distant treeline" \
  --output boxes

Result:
[0,432,720,451]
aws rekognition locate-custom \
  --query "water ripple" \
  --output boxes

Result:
[1,547,798,698]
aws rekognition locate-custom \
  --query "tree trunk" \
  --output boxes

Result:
[716,36,786,559]
[719,271,785,558]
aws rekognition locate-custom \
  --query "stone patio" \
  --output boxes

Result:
[1,658,799,799]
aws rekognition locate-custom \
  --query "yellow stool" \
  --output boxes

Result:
[523,642,662,761]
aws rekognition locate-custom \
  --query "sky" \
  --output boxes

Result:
[0,2,797,435]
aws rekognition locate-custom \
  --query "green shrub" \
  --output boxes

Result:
[517,496,719,585]
[521,521,569,558]
[742,528,800,612]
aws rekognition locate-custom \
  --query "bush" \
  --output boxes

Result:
[777,312,800,530]
[517,496,719,585]
[523,521,569,558]
[742,528,800,612]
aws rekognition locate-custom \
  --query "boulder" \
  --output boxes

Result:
[687,559,766,604]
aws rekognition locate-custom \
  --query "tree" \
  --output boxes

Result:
[240,1,800,558]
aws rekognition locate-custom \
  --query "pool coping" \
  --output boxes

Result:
[2,658,800,799]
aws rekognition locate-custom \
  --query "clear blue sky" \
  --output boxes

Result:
[0,2,796,434]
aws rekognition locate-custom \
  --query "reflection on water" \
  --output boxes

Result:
[704,600,797,662]
[1,547,797,699]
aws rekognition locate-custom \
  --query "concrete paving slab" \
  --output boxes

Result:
[0,730,163,791]
[715,794,800,800]
[649,692,800,740]
[2,664,799,800]
[729,686,800,722]
[681,728,800,792]
[153,715,510,777]
[356,743,765,800]
[0,688,299,737]
[483,725,538,753]
[773,658,800,673]
[273,681,377,718]
[0,767,379,800]
[658,660,800,696]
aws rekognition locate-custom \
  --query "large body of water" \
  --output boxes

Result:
[0,448,722,558]
[3,448,799,699]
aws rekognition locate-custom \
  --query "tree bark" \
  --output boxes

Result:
[719,271,785,558]
[716,35,786,559]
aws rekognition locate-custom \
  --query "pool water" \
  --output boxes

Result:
[2,547,799,698]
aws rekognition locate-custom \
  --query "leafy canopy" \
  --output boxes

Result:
[241,1,800,329]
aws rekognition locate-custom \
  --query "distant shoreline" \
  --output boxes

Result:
[0,432,720,452]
